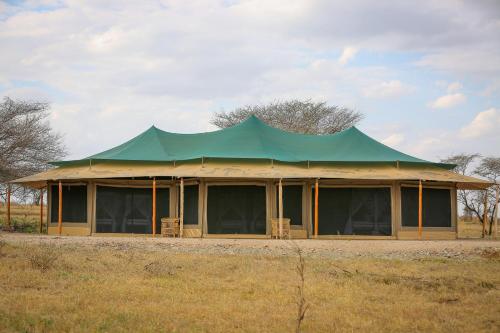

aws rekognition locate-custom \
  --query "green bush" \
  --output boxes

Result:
[0,216,39,233]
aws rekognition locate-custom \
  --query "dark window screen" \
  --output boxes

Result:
[50,185,87,223]
[276,185,302,225]
[401,187,451,227]
[207,185,266,234]
[96,186,169,234]
[179,185,199,225]
[313,187,392,236]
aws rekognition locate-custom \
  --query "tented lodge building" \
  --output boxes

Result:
[12,116,490,239]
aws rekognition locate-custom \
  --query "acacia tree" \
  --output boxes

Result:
[0,97,66,203]
[211,99,363,134]
[441,154,500,236]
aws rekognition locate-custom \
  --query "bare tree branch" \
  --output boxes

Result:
[293,244,309,333]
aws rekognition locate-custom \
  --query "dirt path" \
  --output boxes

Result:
[1,233,498,259]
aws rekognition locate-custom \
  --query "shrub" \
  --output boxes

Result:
[26,245,58,272]
[144,258,177,277]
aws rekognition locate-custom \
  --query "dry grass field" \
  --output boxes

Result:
[0,234,499,333]
[458,219,495,239]
[0,205,499,331]
[0,203,46,233]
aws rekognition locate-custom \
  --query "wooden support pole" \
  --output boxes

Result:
[483,190,488,238]
[278,178,283,239]
[180,177,184,237]
[314,178,319,238]
[6,184,11,230]
[58,181,62,235]
[495,185,499,240]
[152,177,156,237]
[46,184,49,234]
[39,189,44,234]
[418,180,423,240]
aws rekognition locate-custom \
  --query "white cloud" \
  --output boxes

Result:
[481,79,500,97]
[393,107,500,161]
[446,81,462,93]
[0,86,51,102]
[404,108,500,161]
[417,49,500,78]
[338,46,358,65]
[460,108,500,139]
[407,137,445,157]
[430,93,466,109]
[363,80,414,99]
[381,133,404,147]
[87,27,128,54]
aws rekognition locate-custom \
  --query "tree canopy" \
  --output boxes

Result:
[441,153,499,236]
[0,97,66,201]
[211,99,363,134]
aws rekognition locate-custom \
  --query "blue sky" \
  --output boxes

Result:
[1,0,499,161]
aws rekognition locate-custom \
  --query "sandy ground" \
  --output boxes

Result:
[2,232,498,260]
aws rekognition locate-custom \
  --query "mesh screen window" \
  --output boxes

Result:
[95,186,169,234]
[401,187,451,227]
[313,187,392,236]
[207,185,266,234]
[179,184,199,225]
[50,185,87,223]
[276,185,303,226]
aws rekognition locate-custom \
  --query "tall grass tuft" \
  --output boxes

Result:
[26,244,58,272]
[144,257,177,277]
[0,238,5,257]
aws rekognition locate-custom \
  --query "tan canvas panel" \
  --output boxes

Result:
[12,160,491,190]
[48,226,91,236]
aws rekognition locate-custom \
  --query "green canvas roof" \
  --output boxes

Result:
[51,116,454,169]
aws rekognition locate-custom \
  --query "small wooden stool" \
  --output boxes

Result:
[271,218,291,239]
[161,217,180,237]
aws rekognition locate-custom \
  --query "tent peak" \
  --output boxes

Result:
[343,126,362,134]
[238,114,267,127]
